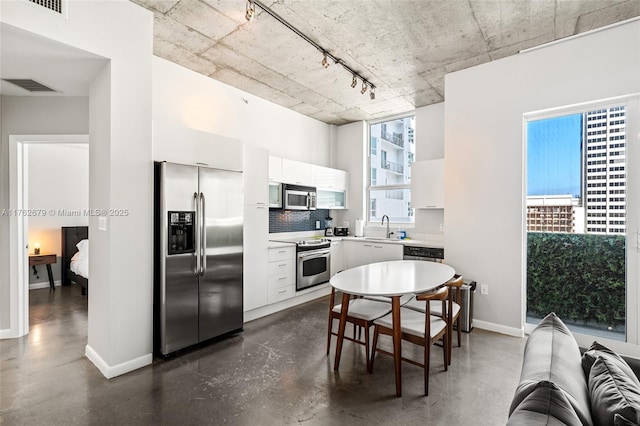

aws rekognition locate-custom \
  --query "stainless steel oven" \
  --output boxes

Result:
[296,239,330,291]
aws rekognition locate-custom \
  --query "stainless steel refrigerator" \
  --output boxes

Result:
[154,161,243,356]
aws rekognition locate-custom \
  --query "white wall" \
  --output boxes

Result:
[152,57,331,166]
[444,20,640,336]
[1,1,154,377]
[27,143,89,286]
[0,96,89,324]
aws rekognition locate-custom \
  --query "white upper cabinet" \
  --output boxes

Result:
[268,155,283,182]
[315,165,348,209]
[411,159,444,209]
[244,145,269,205]
[314,165,347,190]
[269,156,350,209]
[281,158,314,186]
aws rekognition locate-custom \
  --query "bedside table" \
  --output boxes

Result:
[29,253,57,291]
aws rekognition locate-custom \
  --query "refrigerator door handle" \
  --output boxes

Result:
[193,192,199,276]
[199,192,206,276]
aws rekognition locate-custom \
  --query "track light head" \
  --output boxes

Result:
[245,0,255,21]
[240,1,377,101]
[321,53,330,69]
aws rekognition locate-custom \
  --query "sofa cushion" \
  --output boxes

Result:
[506,381,582,426]
[583,341,640,388]
[509,312,593,426]
[615,413,638,426]
[589,356,640,426]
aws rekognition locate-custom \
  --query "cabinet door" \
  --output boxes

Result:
[243,204,269,311]
[269,155,283,182]
[330,240,345,277]
[317,189,347,209]
[282,158,314,186]
[411,159,444,209]
[244,145,269,206]
[344,241,403,269]
[315,165,348,190]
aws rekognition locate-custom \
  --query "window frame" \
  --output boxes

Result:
[522,94,640,354]
[367,113,416,225]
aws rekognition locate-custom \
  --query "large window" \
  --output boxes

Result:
[525,100,639,346]
[368,116,415,223]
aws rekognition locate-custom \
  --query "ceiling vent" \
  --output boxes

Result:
[28,0,62,14]
[2,79,58,92]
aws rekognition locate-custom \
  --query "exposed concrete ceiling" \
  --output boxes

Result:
[132,0,640,125]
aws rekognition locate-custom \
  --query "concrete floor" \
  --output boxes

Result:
[1,286,527,425]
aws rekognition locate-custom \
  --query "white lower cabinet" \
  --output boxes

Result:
[330,240,345,277]
[267,246,296,304]
[344,240,403,269]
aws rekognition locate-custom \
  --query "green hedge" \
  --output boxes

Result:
[527,232,625,329]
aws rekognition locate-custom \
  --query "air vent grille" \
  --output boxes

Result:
[28,0,62,14]
[2,79,57,92]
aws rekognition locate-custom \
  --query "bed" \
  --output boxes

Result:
[61,226,89,295]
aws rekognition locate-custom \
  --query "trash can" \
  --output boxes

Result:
[459,280,476,332]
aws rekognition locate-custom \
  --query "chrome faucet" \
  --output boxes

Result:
[381,215,392,238]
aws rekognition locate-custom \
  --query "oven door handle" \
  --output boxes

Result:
[298,249,331,258]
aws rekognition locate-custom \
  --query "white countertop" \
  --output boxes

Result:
[268,234,444,249]
[330,260,455,296]
[268,241,296,249]
[337,236,444,249]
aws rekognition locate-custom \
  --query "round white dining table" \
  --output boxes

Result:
[330,260,455,397]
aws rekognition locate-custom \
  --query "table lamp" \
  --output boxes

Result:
[34,243,40,255]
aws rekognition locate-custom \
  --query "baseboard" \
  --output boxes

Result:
[29,280,61,290]
[473,319,524,338]
[85,344,152,379]
[0,328,17,339]
[244,285,331,323]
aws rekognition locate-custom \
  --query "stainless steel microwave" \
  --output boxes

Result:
[283,184,317,210]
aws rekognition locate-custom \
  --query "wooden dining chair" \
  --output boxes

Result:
[370,286,449,396]
[327,287,393,371]
[404,274,463,365]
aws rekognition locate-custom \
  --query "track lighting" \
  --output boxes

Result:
[321,52,330,69]
[245,0,255,22]
[370,86,375,100]
[246,0,376,100]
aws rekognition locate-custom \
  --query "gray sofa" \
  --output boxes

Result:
[507,313,640,426]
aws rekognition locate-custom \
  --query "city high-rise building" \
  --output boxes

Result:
[583,106,626,234]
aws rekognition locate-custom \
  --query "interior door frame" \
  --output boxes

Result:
[522,94,640,356]
[6,134,89,339]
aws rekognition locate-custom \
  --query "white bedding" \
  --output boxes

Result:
[70,239,89,279]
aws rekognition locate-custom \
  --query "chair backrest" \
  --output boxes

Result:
[416,286,449,316]
[416,286,449,337]
[447,274,463,305]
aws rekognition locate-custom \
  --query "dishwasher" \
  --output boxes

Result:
[403,245,476,332]
[402,245,444,262]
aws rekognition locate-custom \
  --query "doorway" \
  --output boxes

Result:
[9,134,89,336]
